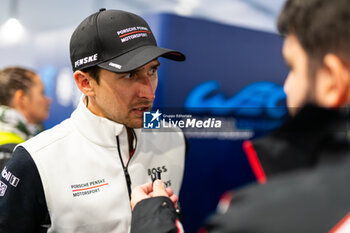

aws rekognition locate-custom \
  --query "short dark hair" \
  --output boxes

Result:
[278,0,350,75]
[81,66,101,84]
[0,67,36,106]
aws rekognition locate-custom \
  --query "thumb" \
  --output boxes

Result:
[152,180,169,197]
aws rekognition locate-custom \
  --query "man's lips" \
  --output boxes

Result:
[132,106,152,117]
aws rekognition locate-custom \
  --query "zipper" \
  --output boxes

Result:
[116,128,138,200]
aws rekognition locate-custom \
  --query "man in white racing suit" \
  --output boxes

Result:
[0,9,186,233]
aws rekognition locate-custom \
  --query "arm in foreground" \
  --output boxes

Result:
[130,180,183,233]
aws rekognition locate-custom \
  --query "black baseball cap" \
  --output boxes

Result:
[70,9,185,73]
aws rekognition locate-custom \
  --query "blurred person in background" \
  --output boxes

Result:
[0,67,51,169]
[130,0,350,232]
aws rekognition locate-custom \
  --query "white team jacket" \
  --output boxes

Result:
[21,98,186,233]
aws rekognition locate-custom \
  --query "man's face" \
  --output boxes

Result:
[87,59,160,128]
[282,34,314,115]
[23,74,51,124]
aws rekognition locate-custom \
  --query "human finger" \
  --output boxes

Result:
[169,194,178,208]
[152,180,169,197]
[165,187,174,196]
[130,183,153,210]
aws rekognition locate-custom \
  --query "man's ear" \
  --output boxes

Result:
[315,54,350,108]
[12,89,26,108]
[74,71,96,97]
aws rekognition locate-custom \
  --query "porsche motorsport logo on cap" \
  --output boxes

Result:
[117,26,151,43]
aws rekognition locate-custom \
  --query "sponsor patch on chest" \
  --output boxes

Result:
[70,179,108,197]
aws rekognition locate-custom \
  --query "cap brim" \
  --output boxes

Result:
[98,45,185,73]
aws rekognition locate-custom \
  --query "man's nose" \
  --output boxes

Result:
[283,73,291,95]
[46,96,52,104]
[138,75,156,101]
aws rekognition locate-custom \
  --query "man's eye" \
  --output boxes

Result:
[123,73,132,79]
[149,67,158,75]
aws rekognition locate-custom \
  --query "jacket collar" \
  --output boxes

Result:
[275,104,348,144]
[251,104,350,176]
[71,96,126,148]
